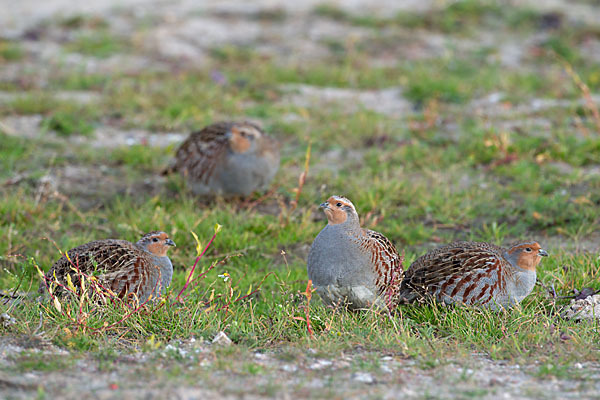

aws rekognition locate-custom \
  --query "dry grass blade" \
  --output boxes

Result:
[290,141,312,213]
[562,60,600,135]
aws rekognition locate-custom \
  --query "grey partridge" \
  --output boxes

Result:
[39,231,176,304]
[399,240,548,310]
[164,121,280,197]
[307,196,403,310]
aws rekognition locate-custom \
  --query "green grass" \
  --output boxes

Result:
[66,31,128,58]
[393,0,543,34]
[1,3,600,391]
[10,351,75,372]
[0,40,24,61]
[1,94,61,115]
[0,94,101,136]
[58,14,109,30]
[49,71,111,91]
[41,108,97,136]
[314,1,544,33]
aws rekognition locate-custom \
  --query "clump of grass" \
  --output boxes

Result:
[49,72,110,91]
[110,145,171,170]
[10,351,74,373]
[2,95,100,136]
[541,36,580,64]
[312,4,349,21]
[0,40,24,62]
[58,14,109,30]
[66,32,128,58]
[2,94,59,115]
[42,108,96,136]
[314,1,544,33]
[0,134,29,174]
[394,0,543,34]
[402,58,500,105]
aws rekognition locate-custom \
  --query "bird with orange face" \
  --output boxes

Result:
[164,121,280,197]
[39,231,176,304]
[399,240,548,310]
[307,196,403,310]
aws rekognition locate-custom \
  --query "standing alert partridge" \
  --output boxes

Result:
[307,196,403,310]
[399,241,548,310]
[164,121,280,197]
[39,231,176,304]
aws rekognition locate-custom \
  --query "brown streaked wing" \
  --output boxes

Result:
[402,241,505,298]
[363,230,404,294]
[40,239,141,294]
[107,255,146,299]
[170,122,232,183]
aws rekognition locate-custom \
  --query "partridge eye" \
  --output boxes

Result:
[336,202,342,207]
[525,247,532,252]
[152,237,159,242]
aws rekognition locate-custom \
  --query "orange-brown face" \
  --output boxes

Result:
[320,196,356,225]
[229,124,262,153]
[508,241,548,271]
[144,232,176,257]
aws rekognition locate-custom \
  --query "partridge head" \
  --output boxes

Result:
[320,196,360,226]
[504,241,548,271]
[136,231,176,257]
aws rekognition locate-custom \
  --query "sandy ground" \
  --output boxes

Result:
[1,334,599,400]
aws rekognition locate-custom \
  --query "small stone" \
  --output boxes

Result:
[309,359,332,370]
[199,359,211,367]
[281,364,297,373]
[380,364,393,374]
[488,377,502,386]
[1,313,16,328]
[212,331,232,346]
[352,372,375,384]
[254,352,267,360]
[562,294,600,321]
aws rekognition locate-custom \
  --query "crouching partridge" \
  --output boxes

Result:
[399,240,548,310]
[307,196,403,310]
[39,231,176,304]
[164,121,280,197]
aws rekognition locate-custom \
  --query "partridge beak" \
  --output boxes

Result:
[538,249,548,257]
[166,238,176,247]
[319,202,329,209]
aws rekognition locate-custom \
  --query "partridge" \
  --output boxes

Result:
[164,121,280,196]
[307,196,403,310]
[399,241,548,310]
[39,231,176,304]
